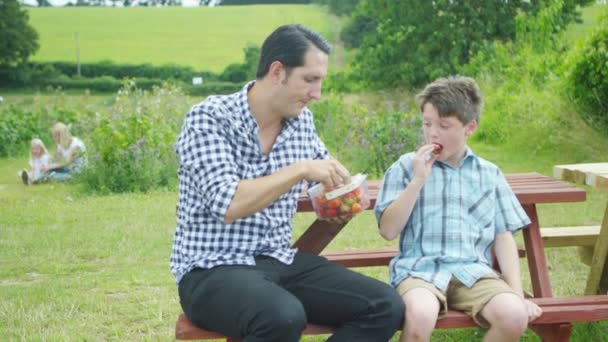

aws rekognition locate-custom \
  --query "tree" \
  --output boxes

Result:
[345,0,594,89]
[0,0,39,68]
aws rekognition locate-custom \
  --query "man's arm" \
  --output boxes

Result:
[225,159,349,223]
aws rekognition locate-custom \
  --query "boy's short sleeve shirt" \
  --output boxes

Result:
[374,149,531,291]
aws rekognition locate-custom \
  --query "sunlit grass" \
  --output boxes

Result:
[27,5,336,73]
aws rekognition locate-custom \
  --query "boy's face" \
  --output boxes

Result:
[422,103,477,166]
[273,45,328,119]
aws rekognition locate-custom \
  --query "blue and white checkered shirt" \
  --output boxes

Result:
[170,81,330,285]
[374,148,530,291]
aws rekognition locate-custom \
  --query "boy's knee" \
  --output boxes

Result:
[486,298,528,336]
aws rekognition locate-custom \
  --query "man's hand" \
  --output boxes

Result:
[523,298,543,322]
[302,160,351,189]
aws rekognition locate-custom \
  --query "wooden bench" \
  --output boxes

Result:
[176,295,608,341]
[554,163,608,295]
[174,173,608,341]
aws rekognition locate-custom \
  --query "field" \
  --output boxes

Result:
[27,5,338,73]
[3,2,608,341]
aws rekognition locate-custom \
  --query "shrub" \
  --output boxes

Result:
[310,92,421,177]
[0,89,86,157]
[80,81,190,194]
[565,9,608,129]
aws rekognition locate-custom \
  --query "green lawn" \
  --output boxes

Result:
[27,5,338,73]
[1,142,608,341]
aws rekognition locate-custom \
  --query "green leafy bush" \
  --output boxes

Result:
[0,89,85,157]
[80,81,189,194]
[310,92,421,177]
[565,9,608,129]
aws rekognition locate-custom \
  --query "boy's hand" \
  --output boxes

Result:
[523,298,543,322]
[412,144,438,183]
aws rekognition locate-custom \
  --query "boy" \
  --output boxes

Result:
[374,76,542,342]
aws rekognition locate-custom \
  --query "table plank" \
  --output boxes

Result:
[554,163,608,189]
[297,172,585,211]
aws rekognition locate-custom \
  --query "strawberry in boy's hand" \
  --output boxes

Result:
[425,143,444,161]
[432,143,443,156]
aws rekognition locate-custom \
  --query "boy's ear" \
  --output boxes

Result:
[465,119,478,136]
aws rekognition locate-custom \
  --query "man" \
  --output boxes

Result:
[171,24,403,342]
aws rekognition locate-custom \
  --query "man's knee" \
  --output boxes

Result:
[373,284,405,326]
[249,299,307,341]
[386,288,406,325]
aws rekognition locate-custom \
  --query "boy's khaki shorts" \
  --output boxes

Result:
[396,276,518,327]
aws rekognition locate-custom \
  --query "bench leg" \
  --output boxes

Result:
[585,203,608,295]
[531,323,572,342]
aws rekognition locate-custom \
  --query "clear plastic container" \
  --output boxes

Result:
[307,173,371,220]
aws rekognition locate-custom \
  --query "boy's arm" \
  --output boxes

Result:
[494,231,524,297]
[495,231,543,320]
[378,144,437,240]
[378,179,423,240]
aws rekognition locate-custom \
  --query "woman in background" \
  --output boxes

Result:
[40,122,87,182]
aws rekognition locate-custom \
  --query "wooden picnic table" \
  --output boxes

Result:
[295,172,587,299]
[554,163,608,295]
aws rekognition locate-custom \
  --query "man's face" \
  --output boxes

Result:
[275,45,328,118]
[422,102,476,165]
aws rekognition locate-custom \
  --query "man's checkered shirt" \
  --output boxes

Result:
[374,149,531,291]
[171,82,329,285]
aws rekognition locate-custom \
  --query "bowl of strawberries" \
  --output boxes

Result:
[307,173,371,220]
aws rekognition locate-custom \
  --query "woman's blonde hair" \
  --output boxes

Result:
[30,138,49,160]
[51,122,73,149]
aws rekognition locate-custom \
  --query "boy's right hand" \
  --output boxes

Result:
[412,144,438,183]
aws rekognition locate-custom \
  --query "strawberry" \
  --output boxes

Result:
[325,208,337,217]
[432,143,444,156]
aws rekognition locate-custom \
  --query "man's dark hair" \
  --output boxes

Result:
[256,24,331,79]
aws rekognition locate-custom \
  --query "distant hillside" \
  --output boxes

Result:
[27,5,334,73]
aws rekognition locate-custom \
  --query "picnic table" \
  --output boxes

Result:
[554,163,608,295]
[177,172,608,342]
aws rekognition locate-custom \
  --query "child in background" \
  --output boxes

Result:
[374,76,542,342]
[20,138,50,185]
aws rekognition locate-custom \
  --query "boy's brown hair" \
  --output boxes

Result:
[416,76,482,125]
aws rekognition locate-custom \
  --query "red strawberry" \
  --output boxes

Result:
[432,143,444,156]
[325,209,337,218]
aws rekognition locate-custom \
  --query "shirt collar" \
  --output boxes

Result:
[435,146,477,169]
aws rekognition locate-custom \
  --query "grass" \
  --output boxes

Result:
[563,4,607,44]
[1,150,607,341]
[27,5,337,73]
[3,3,608,341]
